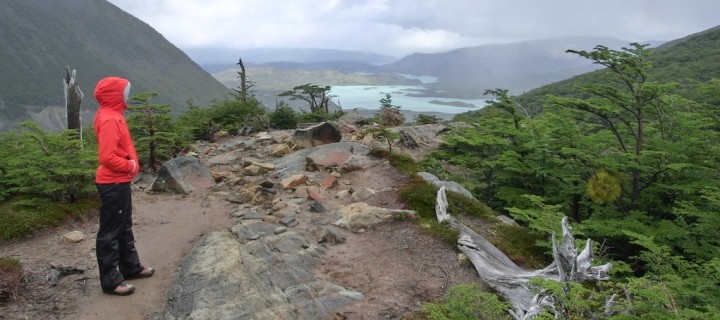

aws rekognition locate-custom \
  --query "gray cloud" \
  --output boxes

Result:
[107,0,720,56]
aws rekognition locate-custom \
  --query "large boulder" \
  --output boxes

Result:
[292,122,342,149]
[395,124,448,149]
[150,156,215,195]
[272,142,369,180]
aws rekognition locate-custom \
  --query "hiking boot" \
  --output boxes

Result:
[125,267,154,280]
[106,283,135,296]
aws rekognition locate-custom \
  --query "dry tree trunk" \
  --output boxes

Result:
[64,66,83,134]
[435,187,612,319]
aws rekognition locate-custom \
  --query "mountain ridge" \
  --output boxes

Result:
[0,0,232,131]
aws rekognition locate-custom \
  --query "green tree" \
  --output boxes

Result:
[127,92,181,171]
[279,83,335,114]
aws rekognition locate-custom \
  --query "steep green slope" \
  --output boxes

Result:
[0,0,231,130]
[514,25,720,108]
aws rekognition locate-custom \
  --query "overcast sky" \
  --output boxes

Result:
[107,0,720,57]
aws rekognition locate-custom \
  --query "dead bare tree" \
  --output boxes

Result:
[435,187,612,319]
[63,66,83,136]
[232,58,254,103]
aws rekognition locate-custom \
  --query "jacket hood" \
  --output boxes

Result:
[94,77,130,112]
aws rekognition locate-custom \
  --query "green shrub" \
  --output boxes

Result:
[0,122,96,203]
[174,97,265,141]
[421,283,511,320]
[398,179,458,245]
[268,105,298,129]
[415,114,442,125]
[491,224,552,269]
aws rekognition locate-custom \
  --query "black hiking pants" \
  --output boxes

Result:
[96,182,142,292]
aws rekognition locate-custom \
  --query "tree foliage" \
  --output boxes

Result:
[279,83,335,114]
[433,42,720,318]
[127,92,183,171]
[0,122,96,203]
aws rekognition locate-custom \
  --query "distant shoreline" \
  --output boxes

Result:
[428,100,477,108]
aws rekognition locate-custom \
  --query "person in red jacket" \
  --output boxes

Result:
[93,77,154,296]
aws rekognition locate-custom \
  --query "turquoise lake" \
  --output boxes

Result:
[330,85,487,115]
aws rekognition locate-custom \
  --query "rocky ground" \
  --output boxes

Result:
[0,119,483,320]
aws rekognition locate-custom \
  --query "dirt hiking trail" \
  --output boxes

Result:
[1,130,481,320]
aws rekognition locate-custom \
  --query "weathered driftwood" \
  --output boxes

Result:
[63,66,83,132]
[435,187,612,319]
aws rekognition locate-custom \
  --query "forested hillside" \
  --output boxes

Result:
[431,26,720,317]
[0,0,231,131]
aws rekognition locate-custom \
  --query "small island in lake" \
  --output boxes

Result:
[428,100,477,108]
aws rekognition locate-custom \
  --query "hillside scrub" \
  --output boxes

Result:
[435,43,720,317]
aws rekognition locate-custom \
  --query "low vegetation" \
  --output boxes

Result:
[0,257,22,301]
[2,30,720,317]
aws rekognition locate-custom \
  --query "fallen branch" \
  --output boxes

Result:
[435,187,611,319]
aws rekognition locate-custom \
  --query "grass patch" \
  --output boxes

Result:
[489,224,552,269]
[407,283,512,320]
[369,148,420,175]
[0,196,98,241]
[0,257,23,301]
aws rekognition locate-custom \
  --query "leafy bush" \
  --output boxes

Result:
[421,283,511,320]
[174,97,266,141]
[415,114,442,125]
[268,104,298,129]
[0,257,22,301]
[0,122,96,203]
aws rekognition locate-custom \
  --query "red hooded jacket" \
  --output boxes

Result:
[93,77,139,184]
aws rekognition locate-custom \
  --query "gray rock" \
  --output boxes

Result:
[280,216,298,227]
[292,122,342,149]
[395,124,448,149]
[272,142,369,180]
[150,156,215,195]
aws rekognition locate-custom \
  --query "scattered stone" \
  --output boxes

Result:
[272,144,292,156]
[319,175,337,188]
[309,201,327,213]
[334,202,401,232]
[281,174,309,189]
[258,180,276,188]
[274,226,287,234]
[243,211,265,220]
[307,187,325,201]
[280,217,298,227]
[351,187,375,202]
[226,188,255,204]
[230,208,245,218]
[62,231,84,243]
[318,227,346,244]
